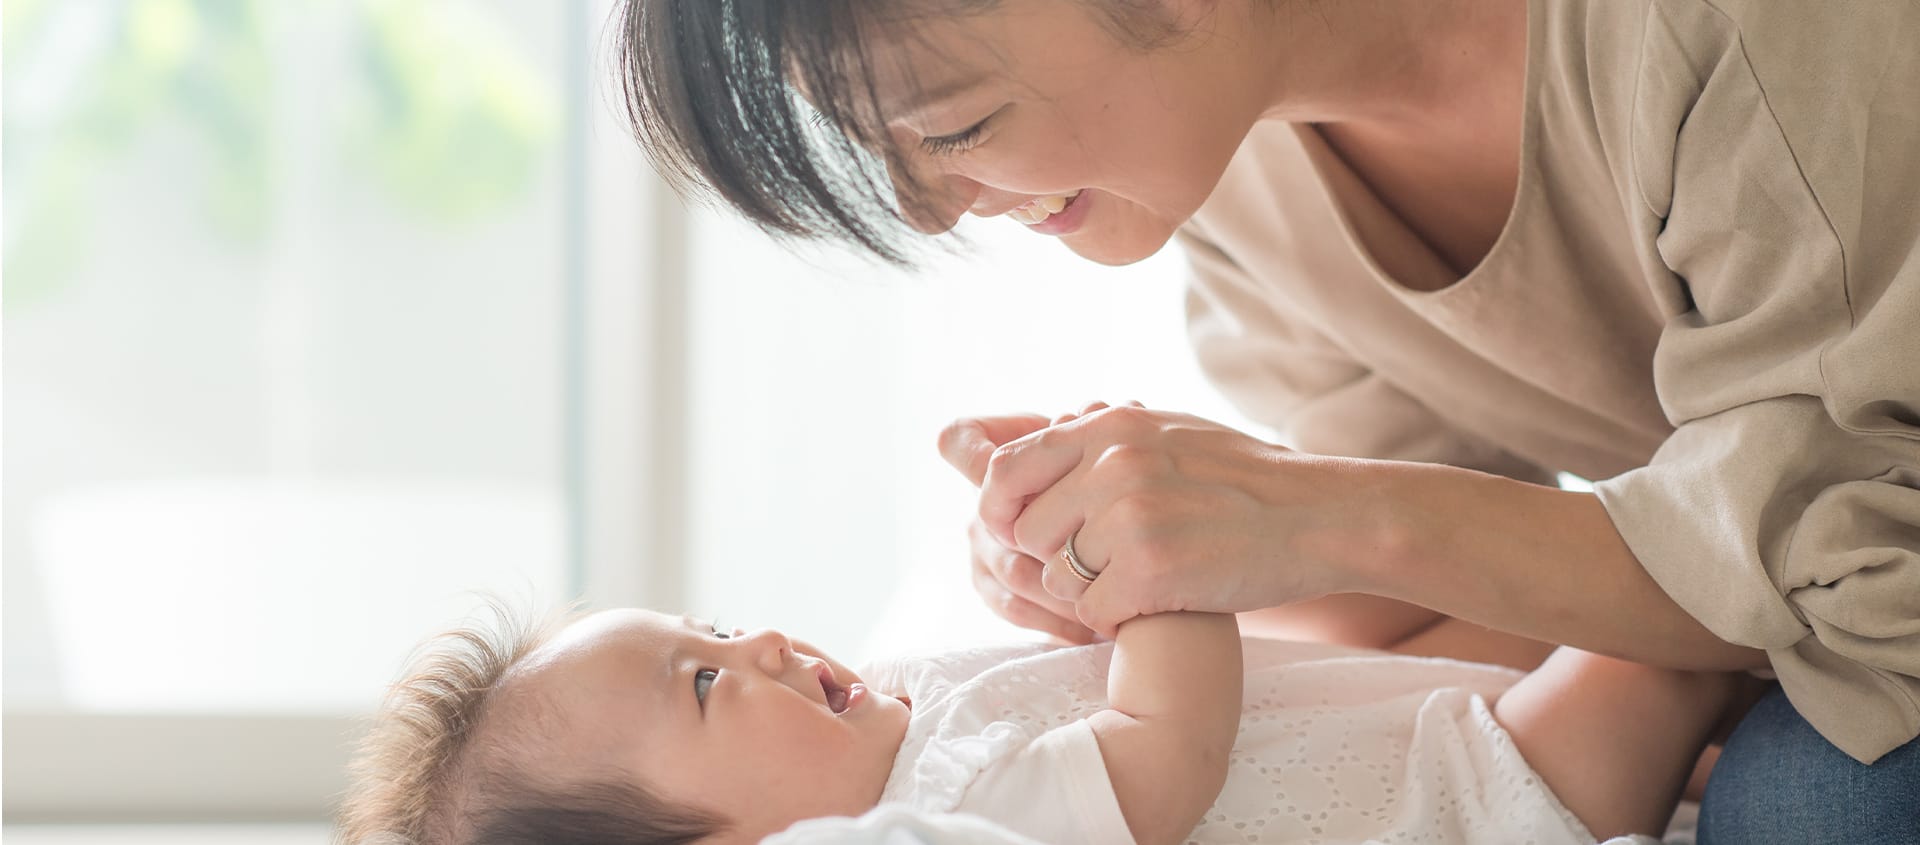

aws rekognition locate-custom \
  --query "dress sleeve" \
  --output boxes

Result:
[1178,225,1558,486]
[951,720,1137,845]
[1592,0,1920,763]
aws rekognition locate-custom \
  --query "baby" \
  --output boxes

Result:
[335,601,1738,845]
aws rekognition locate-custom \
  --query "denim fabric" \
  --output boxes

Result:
[1698,685,1920,844]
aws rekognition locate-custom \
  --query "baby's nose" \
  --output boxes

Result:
[739,627,793,674]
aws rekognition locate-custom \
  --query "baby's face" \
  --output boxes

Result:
[500,608,912,841]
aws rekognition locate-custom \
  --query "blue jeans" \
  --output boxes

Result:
[1698,684,1920,844]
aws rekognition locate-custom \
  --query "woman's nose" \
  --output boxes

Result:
[891,170,979,235]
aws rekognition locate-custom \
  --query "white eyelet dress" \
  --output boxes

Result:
[854,639,1661,845]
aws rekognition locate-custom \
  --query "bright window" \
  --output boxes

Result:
[2,0,1258,821]
[5,0,575,719]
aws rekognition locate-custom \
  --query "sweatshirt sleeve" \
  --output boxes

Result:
[1593,0,1920,763]
[1179,225,1559,487]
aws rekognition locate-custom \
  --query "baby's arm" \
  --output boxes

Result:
[1086,611,1243,845]
[1493,647,1742,840]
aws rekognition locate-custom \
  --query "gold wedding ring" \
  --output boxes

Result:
[1061,531,1098,584]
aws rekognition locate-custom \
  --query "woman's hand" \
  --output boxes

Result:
[964,514,1097,644]
[940,404,1131,645]
[974,406,1375,638]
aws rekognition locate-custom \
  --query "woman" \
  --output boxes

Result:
[618,0,1920,840]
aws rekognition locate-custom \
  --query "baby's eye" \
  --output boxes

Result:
[710,621,730,640]
[694,669,717,703]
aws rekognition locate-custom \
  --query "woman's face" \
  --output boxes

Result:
[866,0,1265,265]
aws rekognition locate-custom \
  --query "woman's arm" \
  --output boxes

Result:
[1348,459,1767,671]
[966,406,1763,669]
[1087,611,1242,845]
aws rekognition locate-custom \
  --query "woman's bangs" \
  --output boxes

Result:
[620,0,927,265]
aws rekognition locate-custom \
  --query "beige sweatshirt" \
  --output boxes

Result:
[1180,0,1920,764]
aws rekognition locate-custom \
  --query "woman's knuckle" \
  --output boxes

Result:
[983,442,1020,475]
[1101,404,1153,431]
[1091,443,1154,480]
[1106,491,1161,529]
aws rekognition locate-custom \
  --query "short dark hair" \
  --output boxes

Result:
[615,0,927,265]
[612,0,1186,266]
[464,769,723,845]
[334,598,726,845]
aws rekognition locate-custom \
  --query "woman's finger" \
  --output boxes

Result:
[1052,400,1112,427]
[1039,511,1113,603]
[1003,591,1097,645]
[971,550,1095,644]
[971,518,1082,623]
[1074,569,1142,641]
[978,425,1086,550]
[939,413,1050,486]
[1068,505,1158,639]
[1039,552,1091,604]
[1001,449,1098,572]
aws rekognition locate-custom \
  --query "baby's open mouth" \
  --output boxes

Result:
[817,665,851,714]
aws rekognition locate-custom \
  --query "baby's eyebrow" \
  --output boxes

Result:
[652,617,691,701]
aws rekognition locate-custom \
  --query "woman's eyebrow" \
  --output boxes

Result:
[886,74,988,121]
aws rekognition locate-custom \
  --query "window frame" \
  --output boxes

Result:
[0,0,684,822]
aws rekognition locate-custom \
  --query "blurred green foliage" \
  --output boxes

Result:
[348,1,556,220]
[2,0,559,309]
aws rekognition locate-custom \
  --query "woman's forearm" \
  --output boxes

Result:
[1347,460,1768,671]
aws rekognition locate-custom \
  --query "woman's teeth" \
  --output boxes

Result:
[1008,192,1079,225]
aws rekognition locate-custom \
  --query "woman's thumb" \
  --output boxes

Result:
[938,414,1049,486]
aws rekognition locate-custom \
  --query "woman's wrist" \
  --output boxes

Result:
[1295,454,1441,599]
[1334,458,1577,607]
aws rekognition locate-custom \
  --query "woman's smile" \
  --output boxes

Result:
[1007,190,1088,234]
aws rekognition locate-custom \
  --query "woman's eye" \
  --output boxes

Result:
[694,669,717,703]
[710,621,730,640]
[920,118,989,157]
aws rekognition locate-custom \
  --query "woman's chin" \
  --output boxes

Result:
[1060,226,1177,266]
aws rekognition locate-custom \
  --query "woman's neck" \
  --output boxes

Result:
[1237,0,1529,137]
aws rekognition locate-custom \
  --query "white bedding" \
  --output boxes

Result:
[764,803,1686,845]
